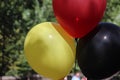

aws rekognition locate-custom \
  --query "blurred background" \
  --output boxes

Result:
[0,0,120,80]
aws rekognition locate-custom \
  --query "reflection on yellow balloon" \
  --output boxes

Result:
[24,22,76,80]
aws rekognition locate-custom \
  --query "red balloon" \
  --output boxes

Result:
[53,0,106,38]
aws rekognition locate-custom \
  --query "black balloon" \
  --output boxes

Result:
[77,23,120,79]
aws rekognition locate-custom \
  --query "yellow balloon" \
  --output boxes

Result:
[24,22,76,80]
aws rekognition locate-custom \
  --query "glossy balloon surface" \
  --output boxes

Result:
[77,23,120,79]
[24,22,75,80]
[53,0,106,38]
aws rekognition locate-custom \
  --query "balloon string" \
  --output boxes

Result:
[75,38,78,72]
[75,58,77,72]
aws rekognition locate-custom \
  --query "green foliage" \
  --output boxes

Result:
[0,0,55,77]
[103,0,120,25]
[0,0,120,77]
